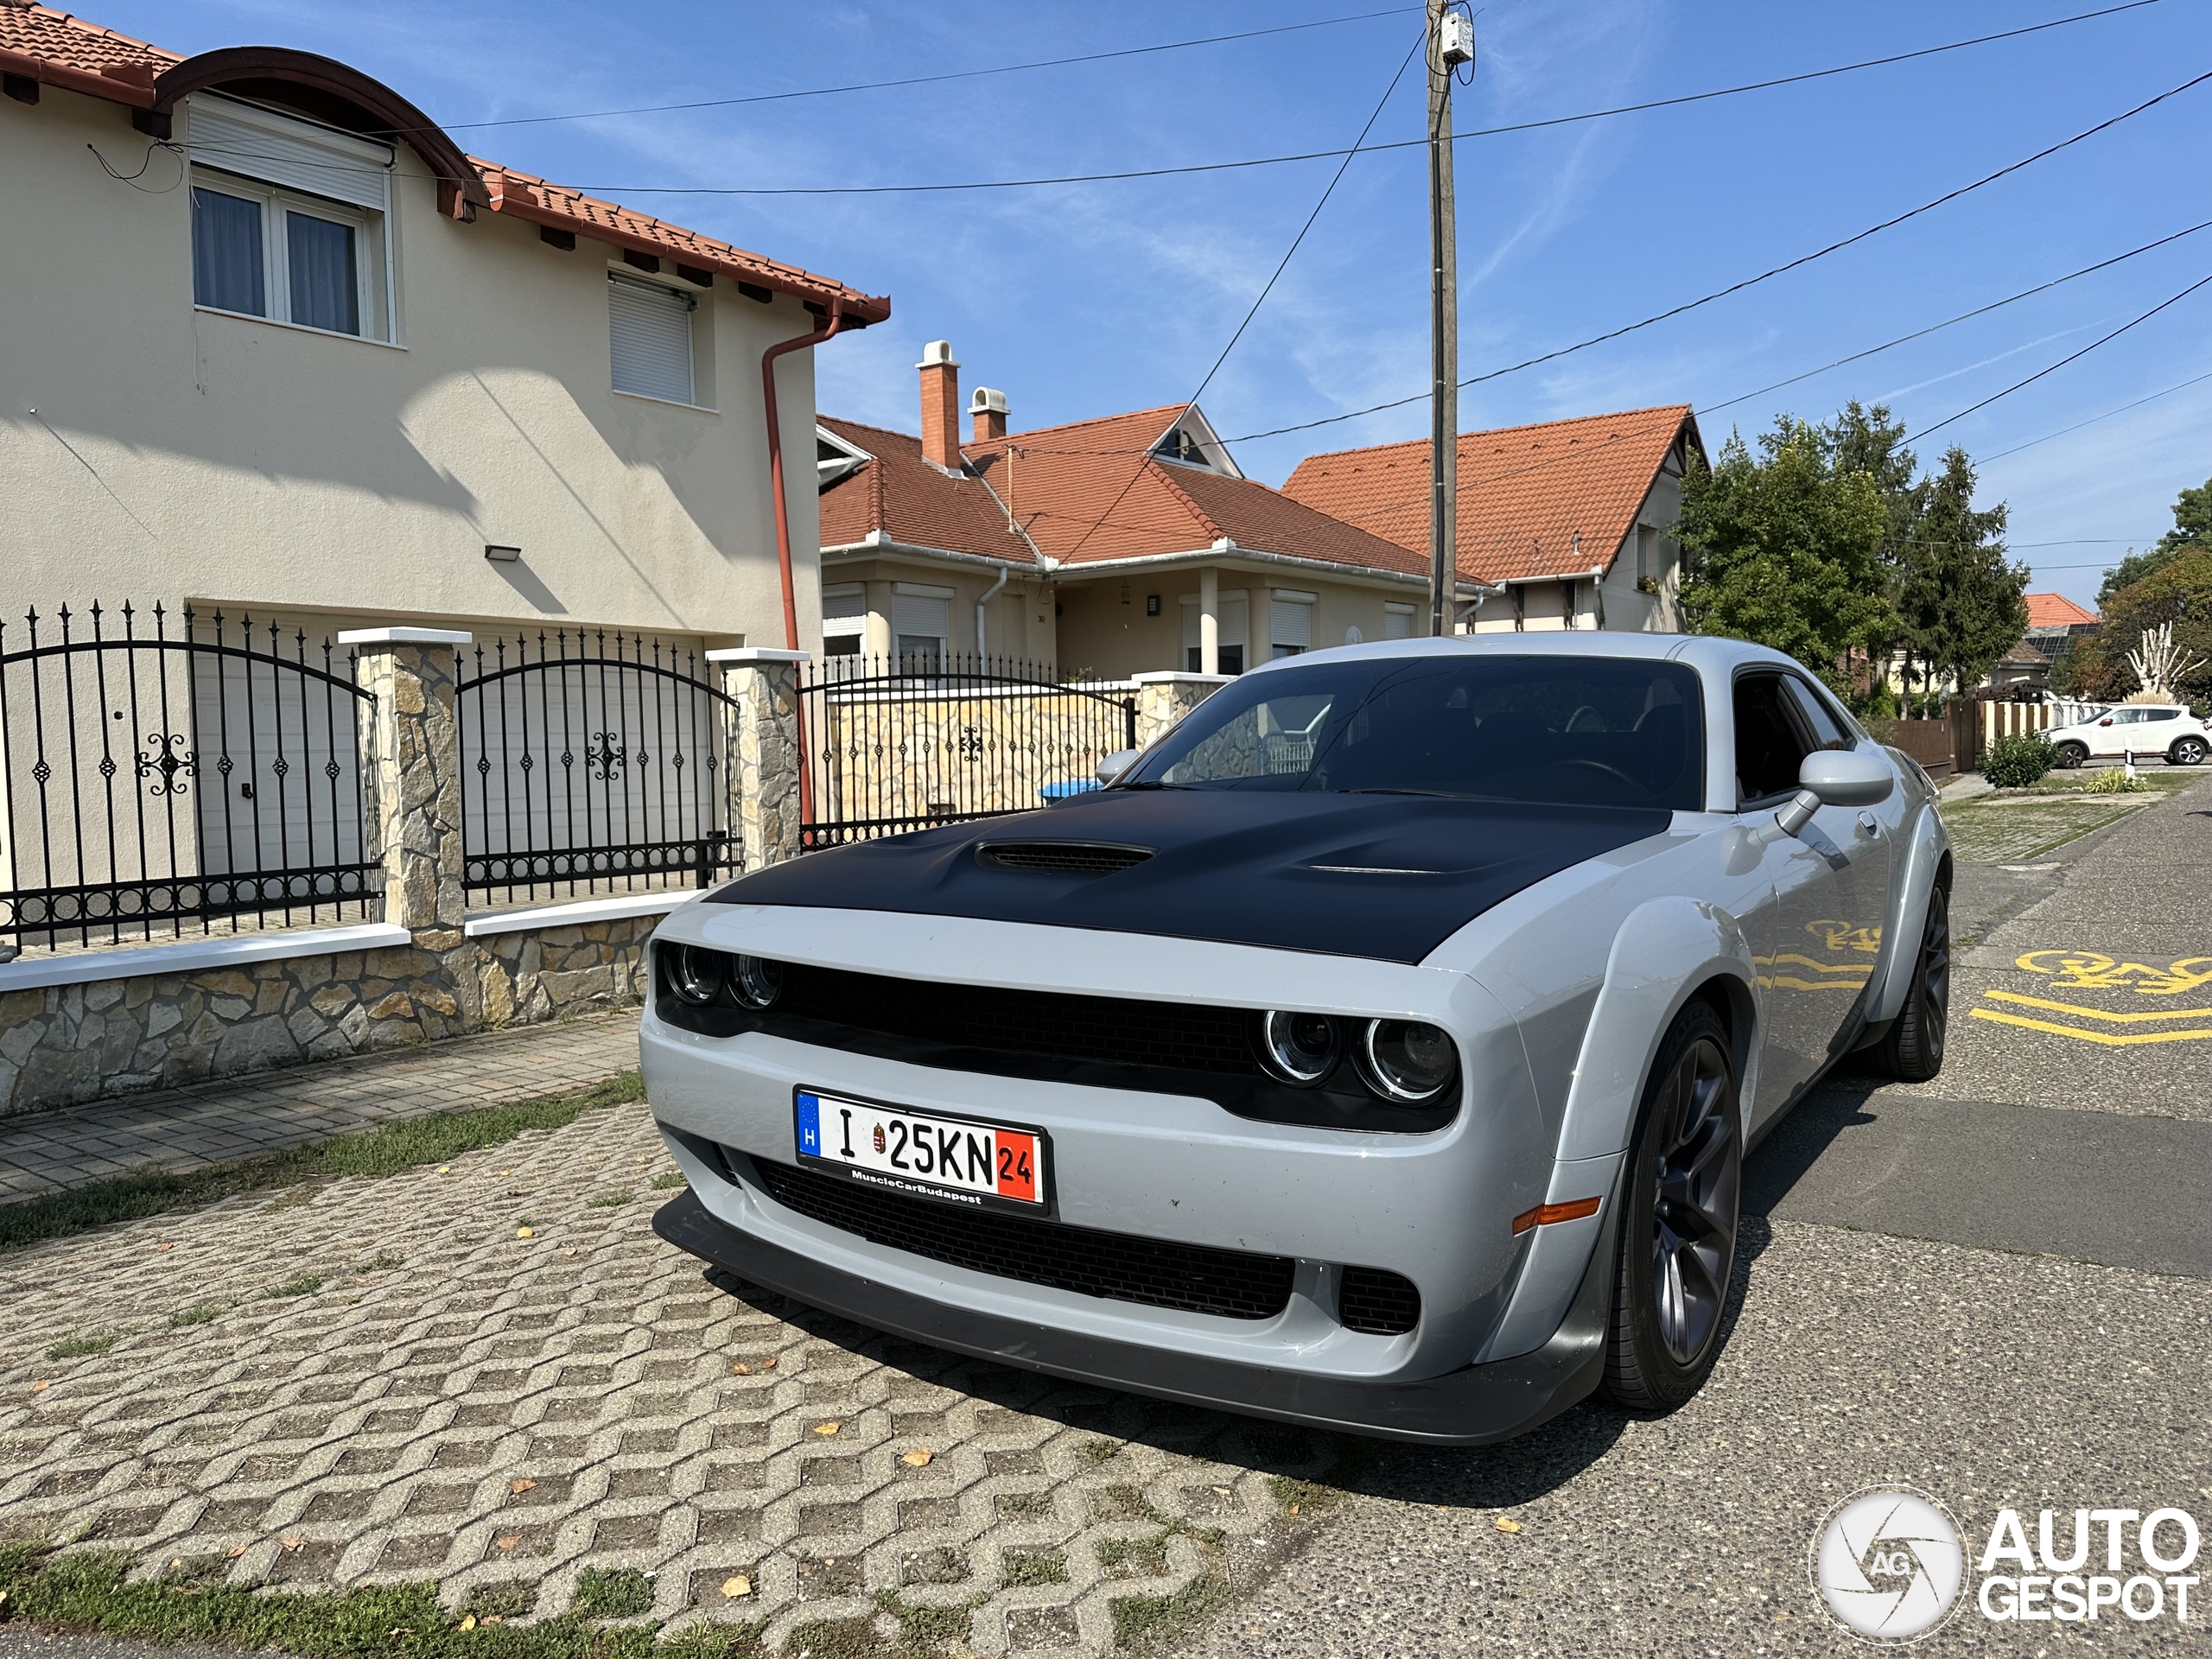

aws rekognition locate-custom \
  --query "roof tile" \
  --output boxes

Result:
[2024,592,2098,630]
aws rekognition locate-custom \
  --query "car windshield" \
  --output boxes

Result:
[1123,653,1706,810]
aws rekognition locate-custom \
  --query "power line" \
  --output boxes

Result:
[1913,267,2212,441]
[1222,65,2212,447]
[540,1,2168,196]
[1980,365,2212,461]
[436,8,1417,133]
[1058,28,1427,563]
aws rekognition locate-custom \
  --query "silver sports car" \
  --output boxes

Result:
[641,635,1950,1443]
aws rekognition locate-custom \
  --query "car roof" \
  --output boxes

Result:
[1244,631,1806,679]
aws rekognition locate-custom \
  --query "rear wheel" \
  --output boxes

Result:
[1872,883,1951,1082]
[1602,1001,1740,1413]
[2054,741,2088,769]
[2171,735,2209,766]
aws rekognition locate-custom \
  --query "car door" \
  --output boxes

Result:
[2091,707,2145,758]
[1781,675,1895,1033]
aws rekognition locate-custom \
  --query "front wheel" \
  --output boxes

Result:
[2054,741,2088,769]
[1601,1001,1741,1413]
[2171,735,2209,766]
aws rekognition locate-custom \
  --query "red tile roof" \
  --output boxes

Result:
[817,416,1035,563]
[0,4,886,320]
[2024,591,2098,630]
[962,408,1432,577]
[1281,405,1698,583]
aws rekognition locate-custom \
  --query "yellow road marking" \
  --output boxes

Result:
[1967,1007,2212,1046]
[2014,950,2212,995]
[1982,989,2212,1024]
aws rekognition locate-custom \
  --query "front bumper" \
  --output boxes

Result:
[653,1172,1618,1446]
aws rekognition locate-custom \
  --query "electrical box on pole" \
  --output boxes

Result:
[1425,2,1466,637]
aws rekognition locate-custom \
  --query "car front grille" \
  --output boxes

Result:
[1338,1265,1421,1335]
[770,963,1262,1077]
[751,1157,1296,1321]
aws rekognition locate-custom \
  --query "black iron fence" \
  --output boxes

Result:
[799,653,1138,847]
[456,631,741,906]
[0,602,378,951]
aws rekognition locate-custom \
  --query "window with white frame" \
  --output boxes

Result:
[822,584,867,658]
[187,93,391,340]
[1383,602,1415,640]
[893,585,952,670]
[608,273,697,404]
[1269,589,1315,659]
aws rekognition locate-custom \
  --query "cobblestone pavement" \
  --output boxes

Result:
[0,1011,640,1203]
[0,1101,1311,1656]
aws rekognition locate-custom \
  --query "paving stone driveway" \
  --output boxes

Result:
[0,1101,1325,1656]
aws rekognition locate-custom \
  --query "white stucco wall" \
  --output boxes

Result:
[0,84,840,654]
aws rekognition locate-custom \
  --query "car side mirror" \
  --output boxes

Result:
[1096,748,1140,785]
[1799,748,1893,807]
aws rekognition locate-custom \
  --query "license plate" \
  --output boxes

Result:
[793,1089,1049,1214]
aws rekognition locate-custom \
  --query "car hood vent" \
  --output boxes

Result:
[976,842,1154,876]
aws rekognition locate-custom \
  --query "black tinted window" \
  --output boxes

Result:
[1128,654,1705,810]
[1735,673,1811,802]
[1783,677,1853,751]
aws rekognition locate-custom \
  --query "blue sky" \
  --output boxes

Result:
[102,0,2212,607]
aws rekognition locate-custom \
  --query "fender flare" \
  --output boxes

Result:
[1554,895,1760,1164]
[1867,800,1951,1025]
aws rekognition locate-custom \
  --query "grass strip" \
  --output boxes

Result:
[0,1542,760,1656]
[0,1070,644,1254]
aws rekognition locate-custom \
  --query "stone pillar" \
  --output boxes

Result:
[1131,670,1231,751]
[709,648,808,872]
[340,627,471,932]
[1198,566,1220,677]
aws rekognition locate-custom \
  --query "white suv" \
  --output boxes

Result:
[2045,703,2210,767]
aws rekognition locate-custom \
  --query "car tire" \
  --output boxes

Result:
[2171,736,2209,766]
[1871,882,1951,1083]
[2054,741,2088,769]
[1600,1000,1741,1414]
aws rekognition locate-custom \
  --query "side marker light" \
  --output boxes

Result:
[1510,1196,1603,1236]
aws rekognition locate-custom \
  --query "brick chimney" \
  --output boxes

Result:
[970,387,1008,443]
[918,340,960,469]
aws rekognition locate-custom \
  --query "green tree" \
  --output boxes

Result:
[1824,403,1926,703]
[1676,417,1890,690]
[1910,447,2025,702]
[2064,544,2212,704]
[2096,473,2212,605]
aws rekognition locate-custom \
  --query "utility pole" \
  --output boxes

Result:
[1426,3,1473,636]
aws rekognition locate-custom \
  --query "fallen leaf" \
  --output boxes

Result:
[495,1535,519,1551]
[760,1355,779,1370]
[500,1169,513,1177]
[515,1226,534,1239]
[29,1381,48,1393]
[813,1420,840,1436]
[1288,1504,1300,1516]
[458,1615,477,1631]
[729,1362,751,1376]
[155,1243,174,1253]
[721,1575,753,1599]
[510,1478,537,1495]
[484,1616,504,1626]
[437,1166,450,1175]
[169,1558,183,1570]
[1495,1518,1522,1535]
[226,1547,246,1560]
[281,1535,304,1551]
[900,1448,933,1468]
[563,1249,579,1257]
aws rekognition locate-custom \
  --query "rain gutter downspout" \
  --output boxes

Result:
[976,563,1010,661]
[761,298,846,836]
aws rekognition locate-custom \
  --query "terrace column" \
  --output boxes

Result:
[340,627,471,933]
[709,648,808,873]
[1198,566,1220,677]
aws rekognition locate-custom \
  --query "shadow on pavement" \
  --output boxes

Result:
[1742,1076,1882,1218]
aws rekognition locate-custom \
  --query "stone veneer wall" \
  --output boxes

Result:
[0,915,661,1120]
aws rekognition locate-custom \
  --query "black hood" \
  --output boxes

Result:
[710,790,1670,964]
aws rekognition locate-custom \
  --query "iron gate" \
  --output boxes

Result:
[799,654,1138,847]
[0,602,378,950]
[456,631,741,905]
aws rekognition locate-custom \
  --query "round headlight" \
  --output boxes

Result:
[1358,1019,1457,1103]
[731,955,783,1011]
[671,944,723,1005]
[1255,1010,1340,1086]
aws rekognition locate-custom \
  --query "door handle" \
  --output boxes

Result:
[1856,812,1880,839]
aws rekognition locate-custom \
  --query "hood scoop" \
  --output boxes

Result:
[976,841,1154,876]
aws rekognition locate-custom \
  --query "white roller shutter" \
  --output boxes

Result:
[609,275,696,404]
[188,93,391,211]
[1270,592,1313,652]
[893,591,950,641]
[1383,605,1414,640]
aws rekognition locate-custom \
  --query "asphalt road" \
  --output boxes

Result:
[1185,772,2212,1658]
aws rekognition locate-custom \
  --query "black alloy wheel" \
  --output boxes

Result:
[1603,1001,1741,1412]
[2054,741,2088,769]
[1873,882,1951,1082]
[2172,736,2209,766]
